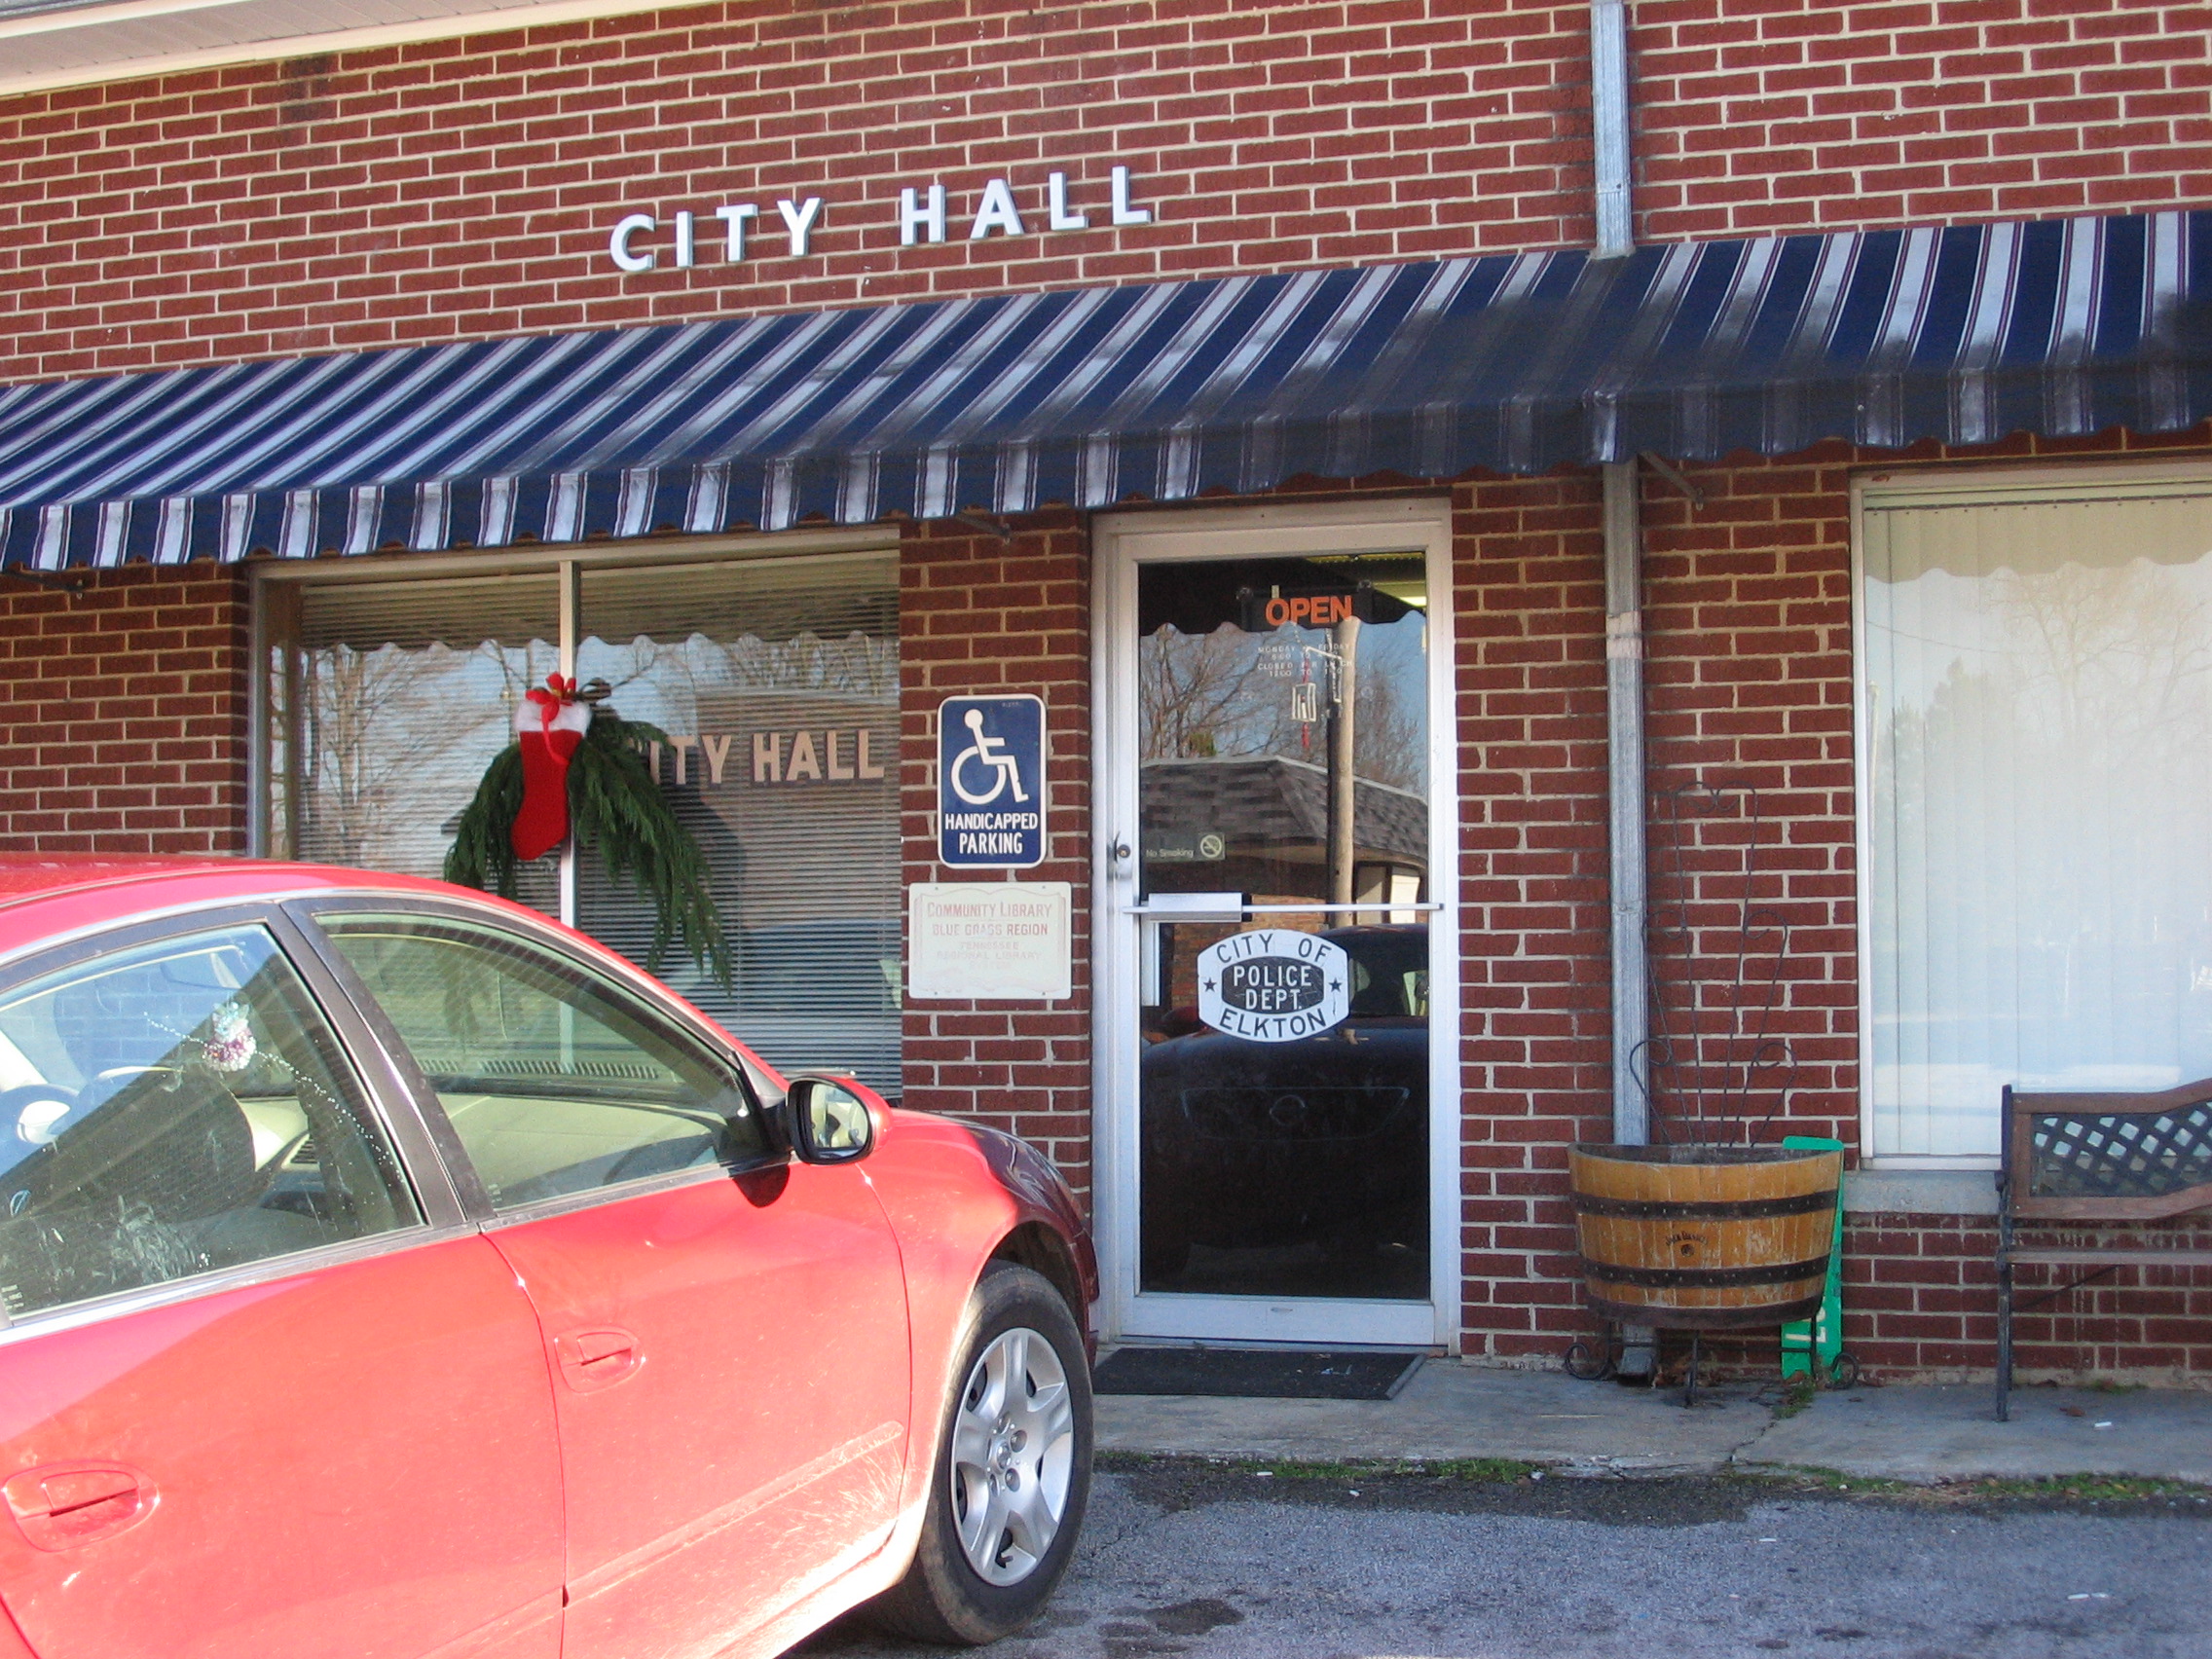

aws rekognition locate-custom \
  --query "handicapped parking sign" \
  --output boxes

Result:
[938,694,1047,868]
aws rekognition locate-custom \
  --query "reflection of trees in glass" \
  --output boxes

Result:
[1140,617,1427,793]
[1353,640,1425,793]
[715,632,898,700]
[1140,626,1295,761]
[1995,560,2212,753]
[295,641,547,869]
[581,632,899,732]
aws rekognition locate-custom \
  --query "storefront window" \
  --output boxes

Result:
[573,557,901,1092]
[268,573,562,917]
[1861,474,2212,1157]
[260,548,901,1097]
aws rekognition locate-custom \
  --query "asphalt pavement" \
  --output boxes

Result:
[804,1461,2212,1659]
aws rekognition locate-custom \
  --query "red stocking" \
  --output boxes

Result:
[511,676,592,862]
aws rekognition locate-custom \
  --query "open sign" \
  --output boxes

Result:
[1237,583,1386,633]
[1197,929,1350,1043]
[1262,592,1353,628]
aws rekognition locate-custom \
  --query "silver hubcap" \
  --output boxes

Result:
[947,1325,1076,1585]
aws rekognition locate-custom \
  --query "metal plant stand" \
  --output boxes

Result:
[1565,780,1858,1403]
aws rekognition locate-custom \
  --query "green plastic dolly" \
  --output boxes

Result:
[1779,1134,1859,1388]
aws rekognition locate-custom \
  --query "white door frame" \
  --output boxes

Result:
[1090,498,1461,1348]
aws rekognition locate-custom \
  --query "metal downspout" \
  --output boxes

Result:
[1594,0,1656,1379]
[1591,0,1633,261]
[1604,461,1648,1149]
[1591,0,1646,1144]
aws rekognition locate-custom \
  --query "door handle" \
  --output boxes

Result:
[554,1328,642,1392]
[4,1462,157,1551]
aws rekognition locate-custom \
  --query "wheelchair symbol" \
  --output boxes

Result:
[948,708,1030,806]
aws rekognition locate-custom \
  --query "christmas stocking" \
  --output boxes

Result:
[511,675,592,862]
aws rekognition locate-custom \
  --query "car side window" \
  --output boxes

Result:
[1401,970,1428,1019]
[314,915,770,1212]
[1342,944,1428,1020]
[0,925,422,1322]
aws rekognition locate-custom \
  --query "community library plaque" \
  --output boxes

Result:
[907,882,1073,1001]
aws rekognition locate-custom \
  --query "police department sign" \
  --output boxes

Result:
[1198,929,1350,1043]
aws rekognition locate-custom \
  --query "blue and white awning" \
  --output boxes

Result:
[2,209,2206,567]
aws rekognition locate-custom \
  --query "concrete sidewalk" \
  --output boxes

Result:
[1094,1357,2212,1485]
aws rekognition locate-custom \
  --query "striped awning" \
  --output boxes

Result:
[3,208,2206,568]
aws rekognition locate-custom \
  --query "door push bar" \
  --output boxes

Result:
[1124,901,1446,916]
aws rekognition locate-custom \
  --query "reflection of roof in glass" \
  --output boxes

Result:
[1140,755,1427,864]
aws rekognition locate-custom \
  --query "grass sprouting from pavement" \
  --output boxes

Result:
[1423,1458,1543,1483]
[1731,1465,2212,1505]
[1097,1453,1538,1484]
[1098,1452,2212,1509]
[1771,1377,1820,1419]
[1733,1465,1910,1493]
[1954,1474,2210,1503]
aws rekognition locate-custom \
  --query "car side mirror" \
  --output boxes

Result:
[785,1075,886,1165]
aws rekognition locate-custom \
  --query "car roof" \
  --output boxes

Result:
[0,854,790,1091]
[0,853,448,914]
[0,856,505,974]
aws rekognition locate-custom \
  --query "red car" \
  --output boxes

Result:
[0,857,1095,1659]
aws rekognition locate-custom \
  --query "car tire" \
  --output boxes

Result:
[866,1261,1093,1645]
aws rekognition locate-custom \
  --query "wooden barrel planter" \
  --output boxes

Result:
[1570,1144,1844,1331]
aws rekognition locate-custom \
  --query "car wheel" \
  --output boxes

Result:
[867,1262,1093,1645]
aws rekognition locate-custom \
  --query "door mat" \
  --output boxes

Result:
[1092,1346,1424,1401]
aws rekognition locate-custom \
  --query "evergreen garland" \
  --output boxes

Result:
[445,707,731,989]
[444,743,527,898]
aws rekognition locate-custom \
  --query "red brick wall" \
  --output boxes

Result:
[1849,1214,2212,1384]
[1449,470,1614,1360]
[1450,429,2212,1382]
[0,568,251,854]
[898,515,1094,1199]
[4,0,2208,384]
[1638,0,2212,240]
[1638,445,1860,1154]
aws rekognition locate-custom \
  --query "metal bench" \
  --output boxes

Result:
[1996,1081,2212,1420]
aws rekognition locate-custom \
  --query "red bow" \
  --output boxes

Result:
[526,674,578,731]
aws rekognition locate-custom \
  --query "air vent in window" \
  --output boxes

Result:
[417,1054,667,1082]
[286,1138,319,1167]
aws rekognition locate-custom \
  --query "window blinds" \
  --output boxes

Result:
[1862,480,2212,1157]
[280,572,563,920]
[574,556,901,1094]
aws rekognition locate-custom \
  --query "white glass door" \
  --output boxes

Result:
[1093,502,1457,1347]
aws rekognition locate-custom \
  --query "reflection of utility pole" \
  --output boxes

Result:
[1327,613,1361,905]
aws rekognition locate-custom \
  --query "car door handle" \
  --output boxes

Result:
[4,1462,157,1551]
[554,1328,641,1392]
